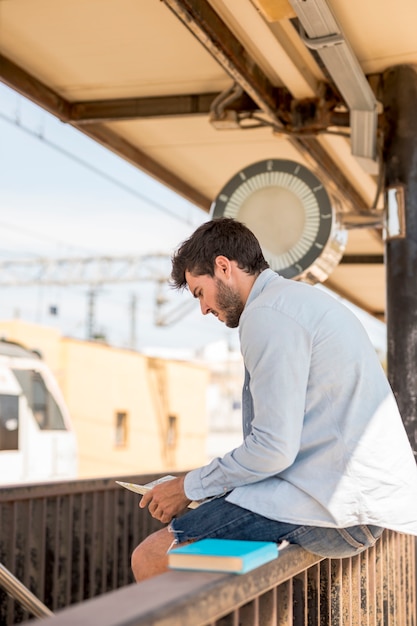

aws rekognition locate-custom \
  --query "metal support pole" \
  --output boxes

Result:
[382,64,417,457]
[87,288,96,340]
[0,562,53,618]
[129,293,137,350]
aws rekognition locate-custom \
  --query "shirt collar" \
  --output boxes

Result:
[245,268,279,309]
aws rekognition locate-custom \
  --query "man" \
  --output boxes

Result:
[131,217,417,582]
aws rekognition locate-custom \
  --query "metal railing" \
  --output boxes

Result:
[22,531,417,626]
[1,476,416,625]
[0,474,164,624]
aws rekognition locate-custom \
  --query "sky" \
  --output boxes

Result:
[0,82,386,359]
[0,82,241,357]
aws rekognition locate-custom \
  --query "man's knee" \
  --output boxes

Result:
[131,542,146,581]
[131,527,173,582]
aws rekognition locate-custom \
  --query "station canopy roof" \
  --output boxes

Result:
[2,0,416,320]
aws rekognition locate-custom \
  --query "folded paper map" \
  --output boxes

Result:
[116,475,200,509]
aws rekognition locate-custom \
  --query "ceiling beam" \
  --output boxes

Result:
[162,0,280,121]
[0,54,211,211]
[69,92,259,124]
[161,0,370,215]
[0,54,71,121]
[340,254,384,264]
[69,92,350,128]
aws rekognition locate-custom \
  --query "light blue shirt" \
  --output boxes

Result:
[185,269,417,533]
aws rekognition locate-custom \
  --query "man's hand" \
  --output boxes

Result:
[139,475,191,524]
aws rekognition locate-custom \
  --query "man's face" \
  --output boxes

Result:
[185,271,244,328]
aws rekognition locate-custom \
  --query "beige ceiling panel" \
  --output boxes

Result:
[328,0,417,74]
[326,265,386,314]
[0,0,230,100]
[108,117,309,199]
[111,116,282,148]
[317,135,378,209]
[343,230,384,255]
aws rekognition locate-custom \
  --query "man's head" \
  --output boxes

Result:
[171,218,269,289]
[171,218,269,328]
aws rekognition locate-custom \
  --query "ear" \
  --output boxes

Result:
[214,255,232,278]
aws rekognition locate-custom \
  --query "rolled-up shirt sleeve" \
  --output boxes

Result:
[184,304,312,502]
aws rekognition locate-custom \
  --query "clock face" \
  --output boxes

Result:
[210,159,338,279]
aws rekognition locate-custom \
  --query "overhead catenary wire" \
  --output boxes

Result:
[0,98,202,334]
[0,220,96,257]
[0,110,194,225]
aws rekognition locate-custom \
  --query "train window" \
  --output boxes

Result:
[12,369,67,431]
[0,394,19,450]
[115,411,128,447]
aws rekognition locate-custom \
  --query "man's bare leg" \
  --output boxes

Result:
[131,527,176,582]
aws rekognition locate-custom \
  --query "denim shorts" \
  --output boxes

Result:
[169,496,384,559]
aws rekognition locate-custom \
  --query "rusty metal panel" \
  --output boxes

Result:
[330,558,343,626]
[293,571,307,625]
[319,559,331,625]
[238,598,257,625]
[403,533,416,626]
[375,535,384,625]
[307,563,320,626]
[216,610,239,625]
[387,529,396,625]
[277,578,292,626]
[341,557,353,626]
[258,588,277,626]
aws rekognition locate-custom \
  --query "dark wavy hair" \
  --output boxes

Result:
[171,218,269,289]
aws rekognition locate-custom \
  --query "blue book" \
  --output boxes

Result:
[168,538,279,574]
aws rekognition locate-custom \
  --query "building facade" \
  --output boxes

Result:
[0,319,209,479]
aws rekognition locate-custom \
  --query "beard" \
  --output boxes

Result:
[215,278,244,328]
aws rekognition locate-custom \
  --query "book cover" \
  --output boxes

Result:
[116,475,200,509]
[168,538,279,574]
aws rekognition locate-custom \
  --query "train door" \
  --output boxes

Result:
[0,358,77,484]
[0,363,23,482]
